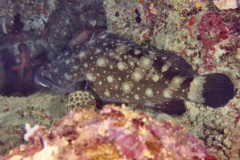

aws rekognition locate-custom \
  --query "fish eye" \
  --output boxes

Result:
[43,63,51,71]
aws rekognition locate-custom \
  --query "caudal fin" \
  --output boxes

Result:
[186,73,235,108]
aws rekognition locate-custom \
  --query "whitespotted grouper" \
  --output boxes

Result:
[34,31,235,115]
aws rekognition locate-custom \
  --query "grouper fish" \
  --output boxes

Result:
[33,31,235,116]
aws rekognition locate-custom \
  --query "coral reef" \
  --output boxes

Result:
[102,2,240,159]
[197,11,230,73]
[104,0,240,75]
[0,0,240,160]
[0,90,68,155]
[0,0,107,96]
[0,104,217,160]
[0,0,107,59]
[67,91,96,111]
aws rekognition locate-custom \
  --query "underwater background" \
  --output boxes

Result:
[0,0,240,159]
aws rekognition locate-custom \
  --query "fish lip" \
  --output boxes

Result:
[33,72,76,93]
[33,73,53,89]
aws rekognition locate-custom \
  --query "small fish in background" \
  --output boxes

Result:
[11,43,31,80]
[67,24,106,48]
[34,31,235,116]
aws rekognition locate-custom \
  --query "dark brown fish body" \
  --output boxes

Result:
[34,32,235,115]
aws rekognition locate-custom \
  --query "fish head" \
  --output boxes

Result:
[33,51,85,93]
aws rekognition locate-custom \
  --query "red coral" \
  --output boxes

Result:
[187,17,197,37]
[197,12,231,73]
[188,17,196,26]
[198,12,229,53]
[116,134,145,159]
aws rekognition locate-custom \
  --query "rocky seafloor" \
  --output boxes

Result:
[0,103,218,160]
[0,0,240,159]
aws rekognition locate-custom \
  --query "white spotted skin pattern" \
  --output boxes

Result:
[34,32,235,115]
[70,33,195,106]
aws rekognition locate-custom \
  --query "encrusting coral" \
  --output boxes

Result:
[67,91,96,111]
[0,104,217,160]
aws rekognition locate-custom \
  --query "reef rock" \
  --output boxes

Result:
[0,104,217,160]
[213,0,239,10]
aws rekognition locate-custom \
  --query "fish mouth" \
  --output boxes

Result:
[33,73,53,89]
[33,72,76,93]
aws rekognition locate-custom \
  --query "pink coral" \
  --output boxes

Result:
[198,12,230,54]
[197,12,231,73]
[1,105,217,160]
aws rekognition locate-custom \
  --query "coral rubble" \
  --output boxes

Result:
[1,104,217,160]
[213,0,239,10]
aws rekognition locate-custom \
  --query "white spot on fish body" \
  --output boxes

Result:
[145,101,154,107]
[171,77,186,88]
[121,81,133,94]
[107,76,114,83]
[86,73,96,82]
[109,52,115,57]
[117,62,127,71]
[72,65,78,70]
[134,49,141,55]
[152,74,160,82]
[131,68,144,82]
[96,57,108,67]
[65,59,70,65]
[145,88,153,97]
[104,89,110,97]
[53,68,59,73]
[95,48,102,54]
[161,62,171,73]
[140,56,153,69]
[84,63,88,68]
[64,51,69,56]
[64,73,72,80]
[134,94,139,100]
[163,88,173,98]
[78,51,86,59]
[129,61,134,67]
